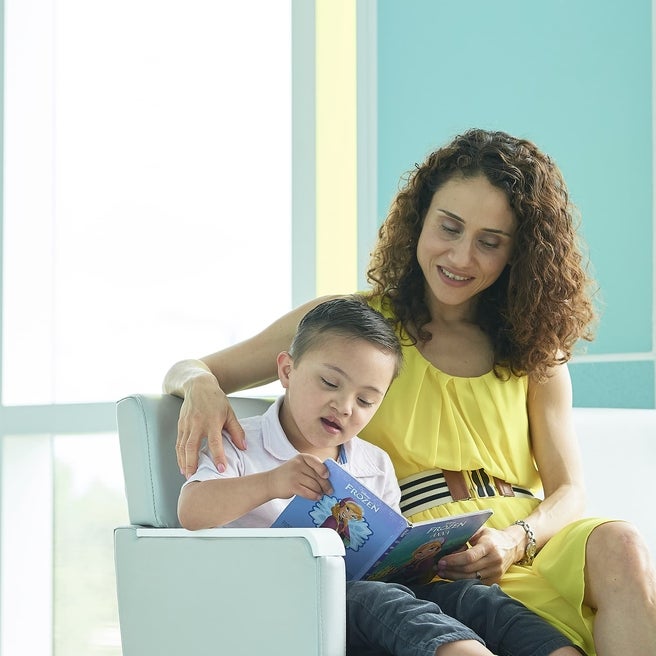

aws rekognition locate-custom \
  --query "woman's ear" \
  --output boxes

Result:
[277,351,294,389]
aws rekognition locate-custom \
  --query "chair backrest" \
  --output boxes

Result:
[116,393,273,528]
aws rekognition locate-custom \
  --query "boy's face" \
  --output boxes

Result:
[277,335,396,460]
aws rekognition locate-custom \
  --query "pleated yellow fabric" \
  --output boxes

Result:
[360,296,609,654]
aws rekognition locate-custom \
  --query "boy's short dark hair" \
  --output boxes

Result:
[289,296,403,378]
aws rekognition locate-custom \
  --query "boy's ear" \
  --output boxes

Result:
[277,351,294,389]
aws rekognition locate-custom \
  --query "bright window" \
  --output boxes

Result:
[3,0,292,406]
[2,2,292,654]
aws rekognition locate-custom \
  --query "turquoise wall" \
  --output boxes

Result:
[377,0,654,408]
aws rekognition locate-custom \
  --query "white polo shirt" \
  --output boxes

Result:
[183,396,401,528]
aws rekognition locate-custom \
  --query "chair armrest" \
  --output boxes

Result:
[114,526,346,655]
[133,526,346,557]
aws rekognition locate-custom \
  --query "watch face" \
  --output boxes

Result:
[527,543,537,557]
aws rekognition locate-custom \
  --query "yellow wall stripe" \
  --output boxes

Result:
[315,0,358,295]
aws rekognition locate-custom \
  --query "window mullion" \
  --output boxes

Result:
[0,402,117,436]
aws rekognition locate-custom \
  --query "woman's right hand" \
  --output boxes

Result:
[175,372,246,478]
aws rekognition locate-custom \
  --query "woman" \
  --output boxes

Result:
[164,129,656,654]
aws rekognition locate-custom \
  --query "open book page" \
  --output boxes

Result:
[272,459,492,582]
[272,459,410,580]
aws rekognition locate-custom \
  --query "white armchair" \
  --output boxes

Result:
[114,393,346,655]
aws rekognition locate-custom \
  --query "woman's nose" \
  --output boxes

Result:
[448,237,474,267]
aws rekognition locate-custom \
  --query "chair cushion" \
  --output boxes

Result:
[116,394,272,527]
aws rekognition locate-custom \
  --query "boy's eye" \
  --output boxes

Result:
[357,397,375,408]
[321,377,338,389]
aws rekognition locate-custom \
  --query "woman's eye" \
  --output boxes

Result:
[479,239,500,250]
[440,223,460,236]
[321,377,338,389]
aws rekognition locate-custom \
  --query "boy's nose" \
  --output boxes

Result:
[331,396,352,417]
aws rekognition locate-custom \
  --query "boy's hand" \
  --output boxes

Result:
[266,454,333,501]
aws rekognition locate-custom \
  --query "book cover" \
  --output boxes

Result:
[271,459,492,583]
[364,510,493,584]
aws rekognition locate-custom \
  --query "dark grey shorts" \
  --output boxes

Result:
[346,578,576,656]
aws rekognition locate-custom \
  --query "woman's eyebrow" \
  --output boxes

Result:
[437,207,464,222]
[437,208,513,238]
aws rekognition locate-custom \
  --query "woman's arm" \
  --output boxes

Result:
[163,294,339,477]
[518,362,587,552]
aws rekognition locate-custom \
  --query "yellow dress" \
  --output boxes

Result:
[360,296,609,655]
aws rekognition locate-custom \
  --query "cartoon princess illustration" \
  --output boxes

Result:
[320,497,363,548]
[384,537,446,585]
[310,495,372,551]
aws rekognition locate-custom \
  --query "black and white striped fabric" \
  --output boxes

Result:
[399,468,534,517]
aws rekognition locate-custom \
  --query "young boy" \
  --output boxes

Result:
[178,296,581,656]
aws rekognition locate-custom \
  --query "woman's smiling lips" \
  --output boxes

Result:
[438,265,474,283]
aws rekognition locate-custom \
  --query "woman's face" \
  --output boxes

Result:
[416,174,516,315]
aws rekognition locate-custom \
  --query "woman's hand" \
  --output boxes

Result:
[266,454,333,501]
[436,525,524,583]
[175,371,246,478]
[166,295,342,478]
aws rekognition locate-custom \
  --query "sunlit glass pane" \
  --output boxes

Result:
[53,433,128,656]
[3,0,292,406]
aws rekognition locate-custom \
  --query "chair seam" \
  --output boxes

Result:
[133,394,161,526]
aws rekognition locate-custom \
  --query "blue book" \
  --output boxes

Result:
[271,459,493,583]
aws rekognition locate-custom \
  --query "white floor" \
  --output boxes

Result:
[574,407,656,557]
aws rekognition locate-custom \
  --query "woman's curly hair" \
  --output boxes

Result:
[366,128,597,381]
